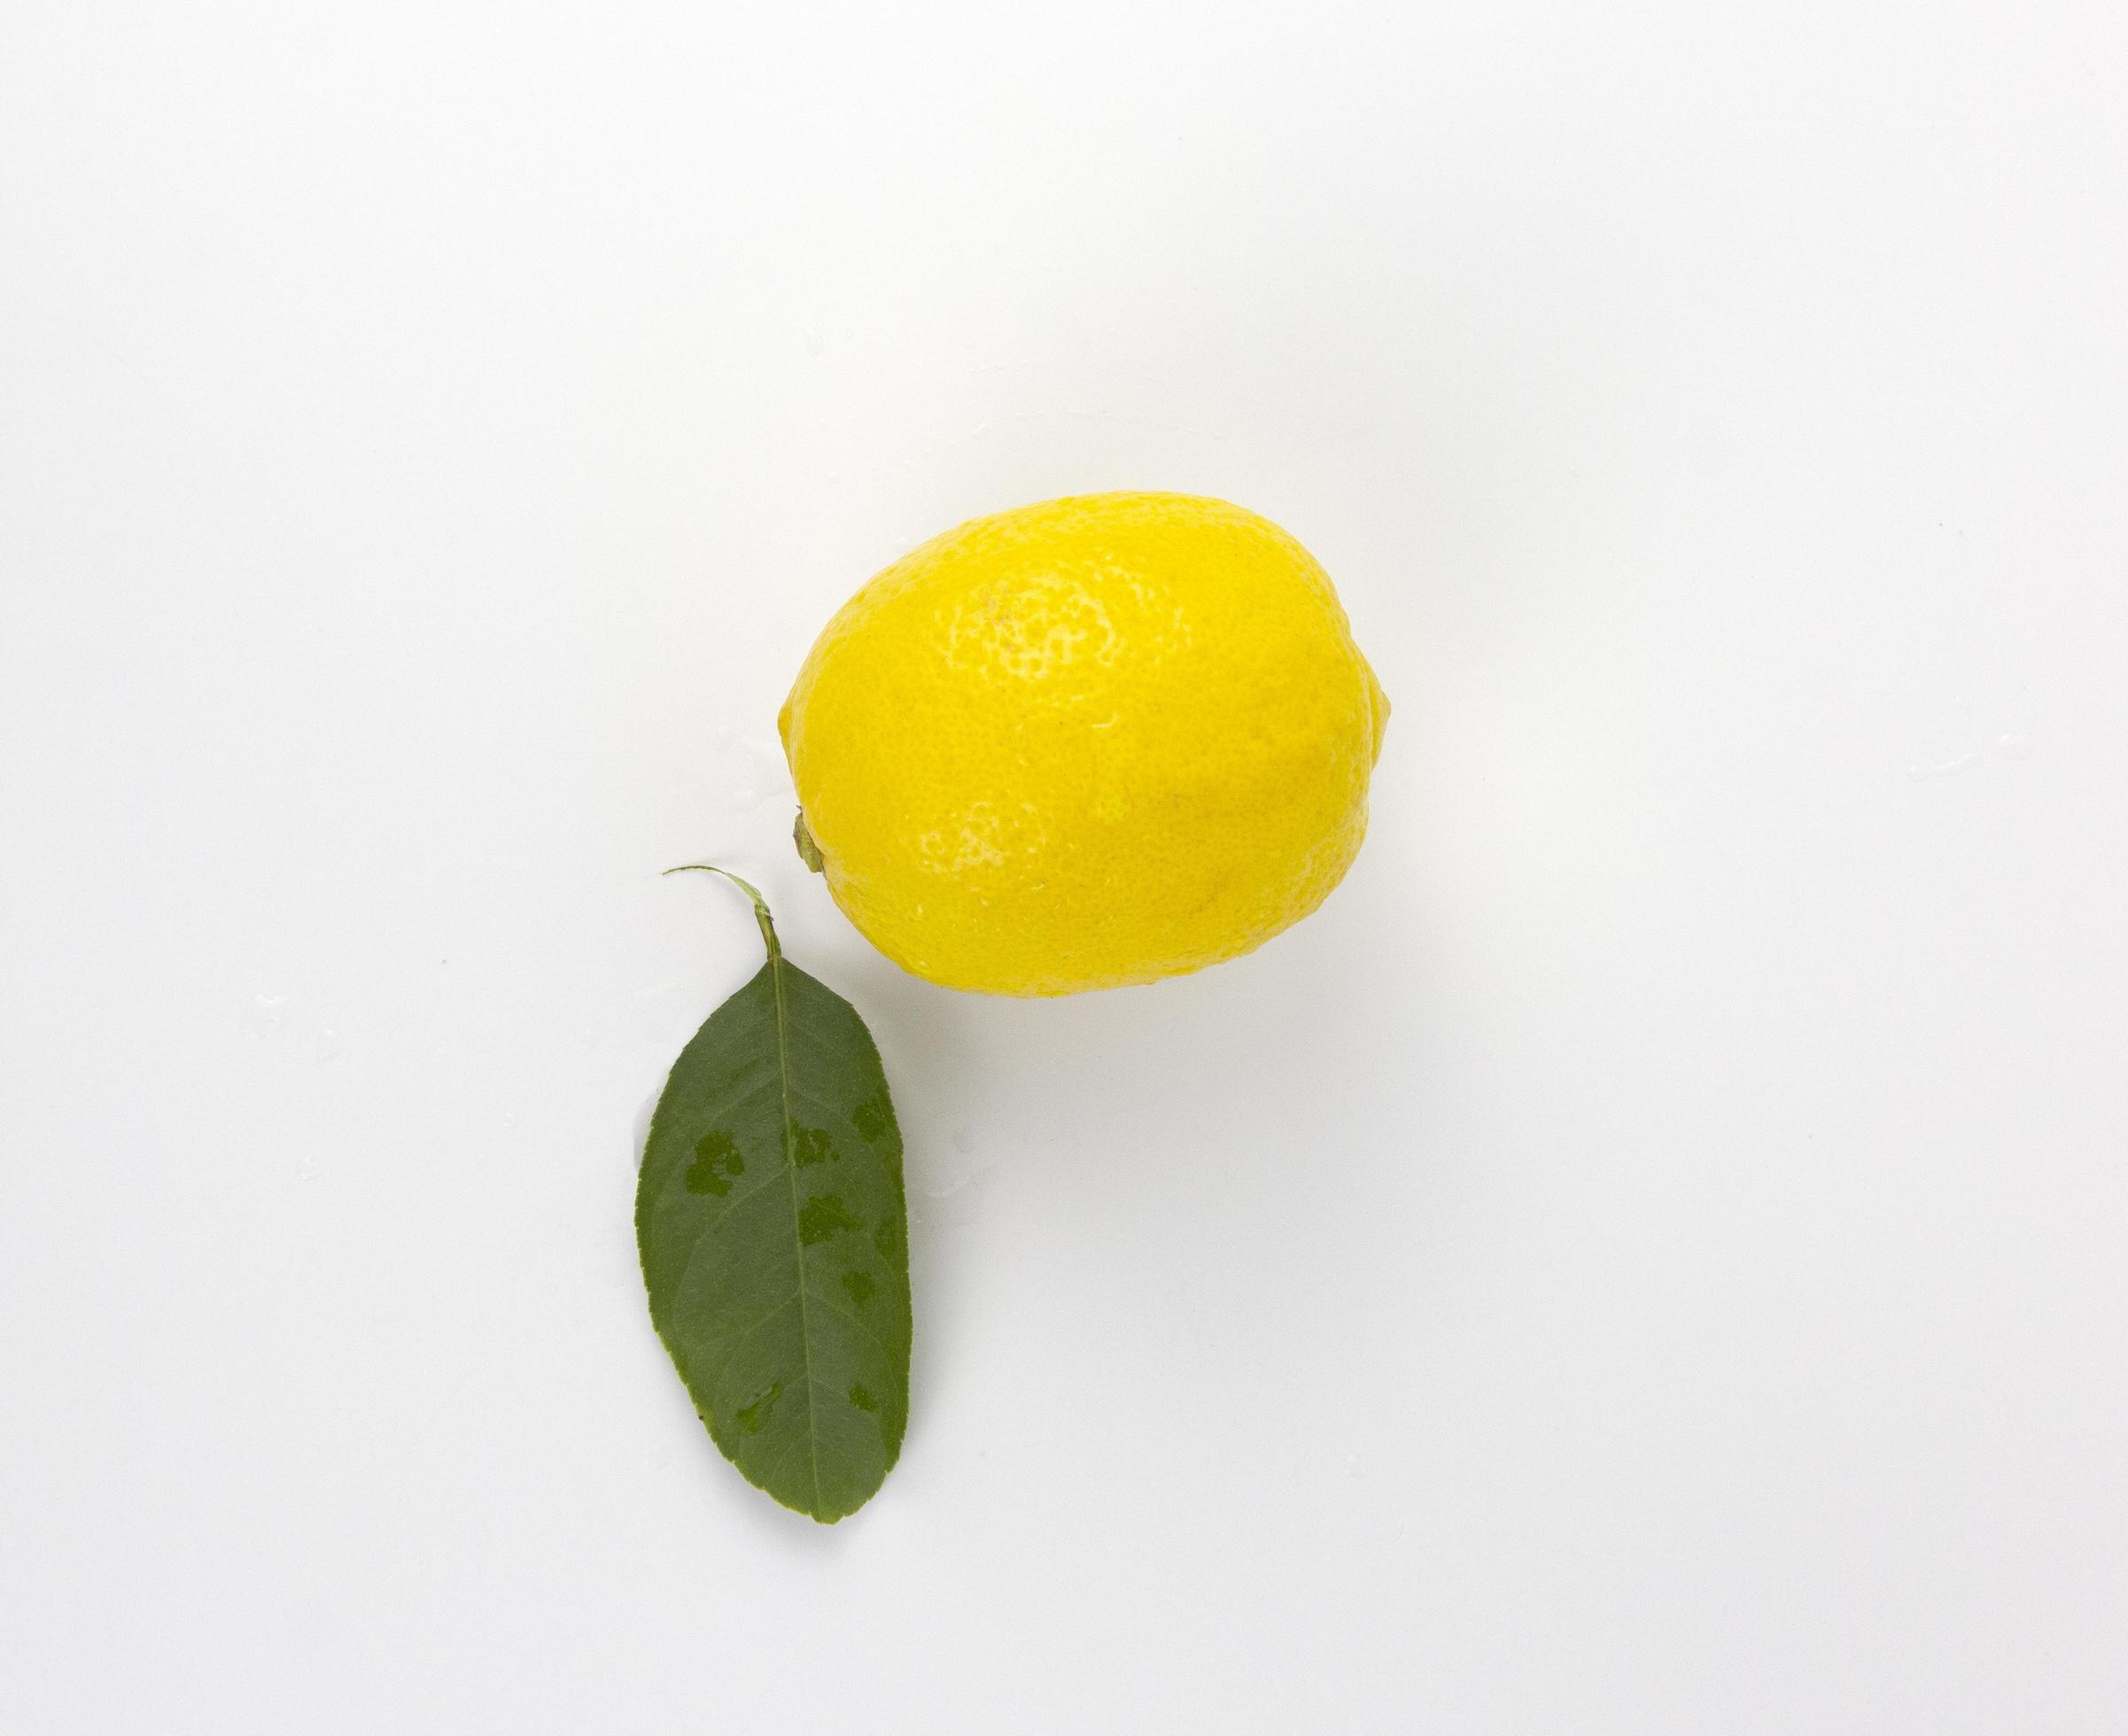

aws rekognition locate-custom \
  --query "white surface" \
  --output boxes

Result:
[4,2,2125,1730]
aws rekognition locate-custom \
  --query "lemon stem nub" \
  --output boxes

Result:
[793,811,826,874]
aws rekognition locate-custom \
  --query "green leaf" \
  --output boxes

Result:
[636,867,913,1523]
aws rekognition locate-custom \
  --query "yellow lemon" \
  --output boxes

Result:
[778,492,1388,996]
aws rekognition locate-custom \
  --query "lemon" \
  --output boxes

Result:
[777,492,1388,996]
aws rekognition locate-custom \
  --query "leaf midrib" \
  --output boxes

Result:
[767,942,824,1514]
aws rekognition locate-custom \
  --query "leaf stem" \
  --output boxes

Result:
[663,864,781,964]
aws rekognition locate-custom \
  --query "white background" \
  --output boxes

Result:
[4,2,2124,1731]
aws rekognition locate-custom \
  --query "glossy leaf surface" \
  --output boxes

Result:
[637,872,911,1523]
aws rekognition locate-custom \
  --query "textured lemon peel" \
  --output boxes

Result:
[779,492,1386,996]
